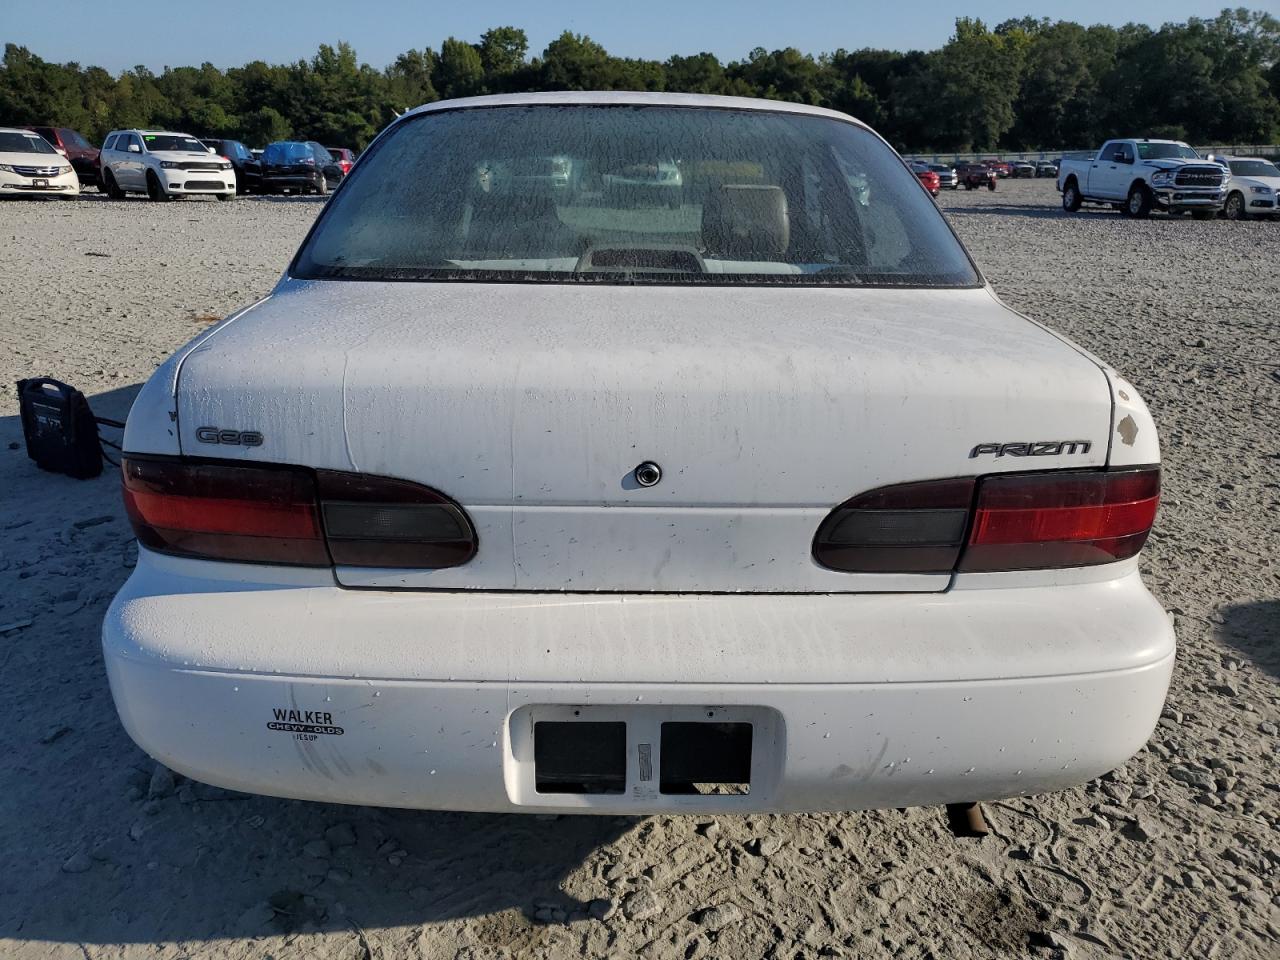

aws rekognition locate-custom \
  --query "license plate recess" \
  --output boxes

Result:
[509,704,783,808]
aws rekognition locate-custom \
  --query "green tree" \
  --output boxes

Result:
[541,32,614,90]
[479,27,528,85]
[665,53,727,94]
[1,14,1277,153]
[729,47,826,105]
[385,49,438,111]
[436,38,484,99]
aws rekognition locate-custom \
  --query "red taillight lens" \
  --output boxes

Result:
[960,467,1159,571]
[812,478,975,573]
[122,458,477,569]
[813,467,1160,575]
[122,458,328,565]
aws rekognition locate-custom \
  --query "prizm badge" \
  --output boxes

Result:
[969,440,1092,459]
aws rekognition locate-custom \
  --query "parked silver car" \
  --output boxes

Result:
[929,163,959,189]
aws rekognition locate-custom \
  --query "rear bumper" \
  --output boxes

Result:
[103,550,1175,814]
[261,173,321,190]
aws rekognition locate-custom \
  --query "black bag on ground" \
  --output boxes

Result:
[16,378,104,479]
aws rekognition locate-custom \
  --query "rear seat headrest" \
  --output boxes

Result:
[702,184,790,260]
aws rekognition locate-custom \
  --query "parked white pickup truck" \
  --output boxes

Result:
[1058,139,1226,219]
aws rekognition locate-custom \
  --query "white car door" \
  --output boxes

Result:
[121,134,146,188]
[100,135,122,187]
[1092,142,1134,200]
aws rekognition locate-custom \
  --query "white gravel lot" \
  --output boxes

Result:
[0,181,1277,960]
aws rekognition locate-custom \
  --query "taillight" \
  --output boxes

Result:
[960,467,1159,571]
[812,478,975,573]
[123,459,328,566]
[813,467,1159,575]
[316,469,477,568]
[122,457,476,569]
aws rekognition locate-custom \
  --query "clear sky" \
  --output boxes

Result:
[10,0,1244,73]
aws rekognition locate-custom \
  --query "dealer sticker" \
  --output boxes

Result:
[268,707,344,738]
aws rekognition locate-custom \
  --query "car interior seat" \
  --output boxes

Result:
[701,184,791,261]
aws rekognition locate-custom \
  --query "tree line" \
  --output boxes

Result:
[2,9,1278,153]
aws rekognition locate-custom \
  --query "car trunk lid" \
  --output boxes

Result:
[174,278,1111,592]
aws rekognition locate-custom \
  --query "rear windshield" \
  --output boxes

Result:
[1135,142,1200,160]
[143,134,206,153]
[264,142,313,163]
[1,131,57,154]
[1229,160,1279,177]
[293,105,978,287]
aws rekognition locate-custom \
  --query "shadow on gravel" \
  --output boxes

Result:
[944,204,1109,220]
[1215,600,1280,679]
[243,193,331,204]
[1,384,634,948]
[70,192,326,204]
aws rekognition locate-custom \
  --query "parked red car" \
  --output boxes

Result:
[26,126,100,187]
[326,147,356,176]
[915,168,941,197]
[983,159,1012,178]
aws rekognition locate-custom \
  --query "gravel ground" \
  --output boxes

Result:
[0,181,1277,959]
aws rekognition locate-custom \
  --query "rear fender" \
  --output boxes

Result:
[1103,370,1160,467]
[122,297,272,455]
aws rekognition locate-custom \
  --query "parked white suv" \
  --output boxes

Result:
[99,129,236,201]
[105,93,1172,815]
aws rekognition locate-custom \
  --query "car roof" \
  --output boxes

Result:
[403,91,869,129]
[1,126,51,134]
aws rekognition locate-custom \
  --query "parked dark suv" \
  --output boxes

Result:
[26,126,99,188]
[259,141,344,195]
[200,138,261,194]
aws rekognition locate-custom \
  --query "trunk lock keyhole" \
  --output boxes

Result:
[634,461,662,487]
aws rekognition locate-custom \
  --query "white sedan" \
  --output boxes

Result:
[0,127,79,198]
[1221,156,1280,220]
[105,92,1172,815]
